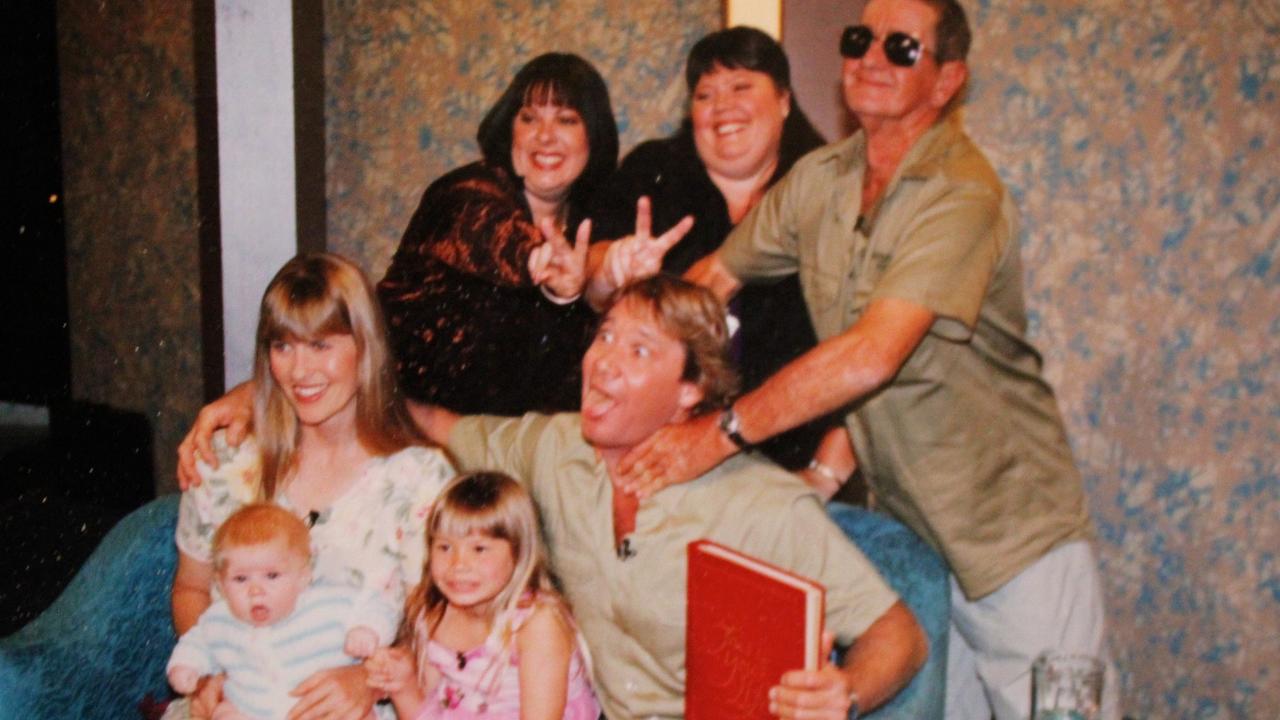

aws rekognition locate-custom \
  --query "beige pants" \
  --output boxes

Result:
[945,540,1121,720]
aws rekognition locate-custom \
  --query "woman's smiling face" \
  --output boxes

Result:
[268,333,360,431]
[690,64,790,183]
[511,100,590,208]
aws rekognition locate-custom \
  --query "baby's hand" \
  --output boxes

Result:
[168,665,201,695]
[365,646,415,693]
[344,625,381,659]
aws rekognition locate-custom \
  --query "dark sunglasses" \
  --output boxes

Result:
[839,25,930,68]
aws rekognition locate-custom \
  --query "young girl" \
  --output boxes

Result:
[365,473,599,720]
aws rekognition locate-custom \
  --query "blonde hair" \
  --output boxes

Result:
[607,275,739,415]
[253,253,421,499]
[398,473,566,687]
[211,503,311,573]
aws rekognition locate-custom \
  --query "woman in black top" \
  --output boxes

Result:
[378,53,617,416]
[588,28,851,482]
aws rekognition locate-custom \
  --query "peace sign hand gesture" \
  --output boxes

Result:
[528,217,592,303]
[586,196,694,306]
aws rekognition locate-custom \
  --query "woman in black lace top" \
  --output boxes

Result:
[585,29,853,487]
[377,53,618,415]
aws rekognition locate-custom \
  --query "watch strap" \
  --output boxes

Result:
[718,406,750,450]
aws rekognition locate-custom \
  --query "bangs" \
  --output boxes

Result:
[261,284,352,344]
[522,79,574,111]
[432,505,514,545]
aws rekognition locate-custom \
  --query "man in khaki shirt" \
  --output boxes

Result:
[415,276,925,719]
[611,2,1117,719]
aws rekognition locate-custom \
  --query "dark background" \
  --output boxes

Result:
[1,3,154,636]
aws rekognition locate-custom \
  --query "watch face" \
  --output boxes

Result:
[719,408,747,448]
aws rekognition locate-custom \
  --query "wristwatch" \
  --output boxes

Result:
[717,405,751,450]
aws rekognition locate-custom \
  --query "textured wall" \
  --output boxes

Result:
[961,2,1279,717]
[51,0,1278,715]
[324,0,721,276]
[58,0,203,489]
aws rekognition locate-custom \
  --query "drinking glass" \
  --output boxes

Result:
[1031,652,1104,720]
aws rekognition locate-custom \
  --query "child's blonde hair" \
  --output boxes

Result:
[398,473,566,684]
[211,503,312,573]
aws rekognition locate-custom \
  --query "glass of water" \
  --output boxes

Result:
[1031,652,1104,720]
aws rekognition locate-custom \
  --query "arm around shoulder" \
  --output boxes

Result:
[406,400,461,448]
[177,380,255,489]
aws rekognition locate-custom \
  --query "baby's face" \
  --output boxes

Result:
[216,540,311,627]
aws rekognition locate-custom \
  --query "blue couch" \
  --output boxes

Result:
[0,496,946,719]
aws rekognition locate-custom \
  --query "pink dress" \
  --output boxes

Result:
[415,599,600,720]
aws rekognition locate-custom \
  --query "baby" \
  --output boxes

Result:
[167,503,395,719]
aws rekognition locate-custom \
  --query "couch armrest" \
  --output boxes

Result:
[0,494,180,719]
[827,502,950,720]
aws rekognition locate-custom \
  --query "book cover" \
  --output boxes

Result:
[685,539,825,720]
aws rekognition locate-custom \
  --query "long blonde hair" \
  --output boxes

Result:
[399,473,566,685]
[253,252,420,499]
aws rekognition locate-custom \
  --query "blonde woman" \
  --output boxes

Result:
[169,253,454,719]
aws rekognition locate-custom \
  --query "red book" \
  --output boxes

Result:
[685,539,825,720]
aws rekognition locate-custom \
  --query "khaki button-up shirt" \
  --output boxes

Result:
[449,413,898,720]
[720,115,1092,600]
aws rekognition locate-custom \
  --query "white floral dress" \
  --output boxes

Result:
[177,432,455,610]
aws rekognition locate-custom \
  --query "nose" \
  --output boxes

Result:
[248,581,264,597]
[443,548,468,573]
[534,116,555,143]
[290,347,315,380]
[589,344,618,377]
[860,35,889,68]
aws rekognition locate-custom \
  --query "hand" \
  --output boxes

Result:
[344,626,380,659]
[591,197,693,302]
[365,646,416,694]
[617,412,735,498]
[177,382,254,489]
[189,674,226,720]
[769,633,854,719]
[287,664,375,720]
[168,665,201,695]
[528,218,591,301]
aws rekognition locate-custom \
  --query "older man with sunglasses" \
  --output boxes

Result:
[616,1,1120,718]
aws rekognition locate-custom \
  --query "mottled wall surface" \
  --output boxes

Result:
[50,0,1277,714]
[58,0,202,488]
[324,0,721,276]
[960,2,1279,717]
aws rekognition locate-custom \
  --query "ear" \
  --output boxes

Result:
[931,60,968,109]
[676,380,705,416]
[780,88,792,119]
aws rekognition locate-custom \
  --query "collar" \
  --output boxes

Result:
[810,112,967,227]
